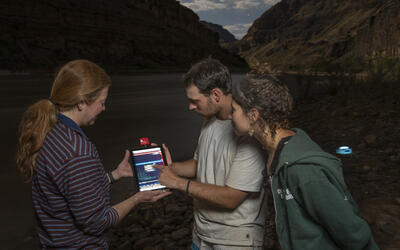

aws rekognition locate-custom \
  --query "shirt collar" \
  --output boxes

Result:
[57,113,87,138]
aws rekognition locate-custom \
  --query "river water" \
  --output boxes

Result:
[0,73,247,249]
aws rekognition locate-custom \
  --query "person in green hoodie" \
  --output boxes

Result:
[229,75,379,250]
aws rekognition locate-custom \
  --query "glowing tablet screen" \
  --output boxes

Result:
[131,147,166,191]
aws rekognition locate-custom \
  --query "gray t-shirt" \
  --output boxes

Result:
[193,117,267,246]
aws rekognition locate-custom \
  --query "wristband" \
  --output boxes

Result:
[108,172,116,184]
[186,180,191,196]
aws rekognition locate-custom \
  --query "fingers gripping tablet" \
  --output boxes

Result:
[130,146,167,192]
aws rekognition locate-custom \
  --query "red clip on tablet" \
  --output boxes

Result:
[139,137,150,146]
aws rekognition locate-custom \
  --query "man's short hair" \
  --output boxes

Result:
[183,58,232,95]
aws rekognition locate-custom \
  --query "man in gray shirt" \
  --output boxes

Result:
[156,58,267,249]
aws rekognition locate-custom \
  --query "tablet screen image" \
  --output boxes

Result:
[131,147,166,191]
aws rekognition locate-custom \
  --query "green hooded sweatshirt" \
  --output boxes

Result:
[270,128,379,250]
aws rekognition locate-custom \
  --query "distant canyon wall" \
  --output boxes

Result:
[231,0,400,72]
[0,0,246,71]
[200,21,237,44]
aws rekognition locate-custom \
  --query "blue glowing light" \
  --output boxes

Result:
[336,146,352,155]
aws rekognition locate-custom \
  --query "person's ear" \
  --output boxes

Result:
[249,108,259,123]
[77,102,84,112]
[210,88,223,103]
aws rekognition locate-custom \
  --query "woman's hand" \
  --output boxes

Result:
[113,150,133,181]
[133,189,171,203]
[113,189,172,223]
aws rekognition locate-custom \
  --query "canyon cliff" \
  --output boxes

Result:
[200,21,237,44]
[0,0,246,71]
[232,0,400,72]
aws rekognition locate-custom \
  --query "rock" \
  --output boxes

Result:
[144,210,154,224]
[200,21,237,43]
[362,165,372,172]
[165,203,188,215]
[351,127,362,133]
[133,235,163,249]
[358,143,367,149]
[178,237,191,246]
[159,224,176,233]
[163,240,178,250]
[364,134,377,146]
[384,148,394,153]
[131,230,151,242]
[359,198,400,250]
[151,218,165,229]
[164,215,185,225]
[128,224,144,234]
[143,246,163,250]
[117,240,132,250]
[171,228,190,240]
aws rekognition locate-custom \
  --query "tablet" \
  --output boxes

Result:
[130,146,167,192]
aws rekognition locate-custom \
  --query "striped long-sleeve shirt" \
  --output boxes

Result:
[32,114,118,249]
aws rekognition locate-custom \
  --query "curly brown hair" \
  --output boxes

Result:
[232,74,293,138]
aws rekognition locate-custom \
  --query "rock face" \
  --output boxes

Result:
[232,0,400,72]
[0,0,246,71]
[200,21,237,44]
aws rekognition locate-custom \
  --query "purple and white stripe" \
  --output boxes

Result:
[32,121,118,249]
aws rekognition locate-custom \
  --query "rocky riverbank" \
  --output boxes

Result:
[109,80,400,250]
[109,193,194,250]
[289,80,400,250]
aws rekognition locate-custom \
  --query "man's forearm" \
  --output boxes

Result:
[173,177,248,209]
[170,159,197,178]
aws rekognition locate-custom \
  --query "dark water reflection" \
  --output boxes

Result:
[0,73,246,249]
